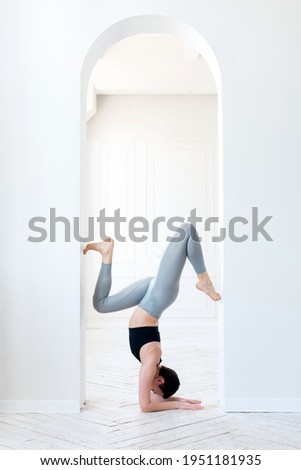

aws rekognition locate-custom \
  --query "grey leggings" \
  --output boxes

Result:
[93,223,206,320]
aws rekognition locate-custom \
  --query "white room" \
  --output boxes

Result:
[1,0,301,454]
[83,34,221,435]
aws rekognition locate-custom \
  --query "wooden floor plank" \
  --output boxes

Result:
[0,322,300,450]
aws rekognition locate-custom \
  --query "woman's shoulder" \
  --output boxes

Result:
[139,341,162,364]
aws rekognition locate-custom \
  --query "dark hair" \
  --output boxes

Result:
[158,365,180,399]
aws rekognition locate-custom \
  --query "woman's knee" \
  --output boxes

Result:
[179,222,199,240]
[93,295,108,313]
[179,222,194,238]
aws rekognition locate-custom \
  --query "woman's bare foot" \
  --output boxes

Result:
[196,272,221,301]
[83,238,114,263]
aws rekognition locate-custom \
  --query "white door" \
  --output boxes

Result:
[85,95,218,328]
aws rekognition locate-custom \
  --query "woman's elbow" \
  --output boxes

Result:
[140,403,152,413]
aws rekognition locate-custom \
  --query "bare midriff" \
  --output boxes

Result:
[129,306,158,328]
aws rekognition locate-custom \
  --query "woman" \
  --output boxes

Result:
[83,222,221,412]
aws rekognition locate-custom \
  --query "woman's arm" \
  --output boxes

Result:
[165,396,203,404]
[139,362,203,412]
[138,361,176,412]
[151,393,203,408]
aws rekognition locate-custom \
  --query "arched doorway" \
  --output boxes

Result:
[80,15,224,410]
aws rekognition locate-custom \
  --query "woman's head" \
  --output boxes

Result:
[157,365,180,399]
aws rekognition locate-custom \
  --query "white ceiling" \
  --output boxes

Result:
[88,34,217,95]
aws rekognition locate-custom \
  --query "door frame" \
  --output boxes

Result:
[80,15,224,409]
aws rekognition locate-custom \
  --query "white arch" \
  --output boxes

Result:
[81,15,222,92]
[80,15,224,408]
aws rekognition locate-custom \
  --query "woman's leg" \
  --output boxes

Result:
[138,223,220,319]
[83,238,153,314]
[93,263,153,313]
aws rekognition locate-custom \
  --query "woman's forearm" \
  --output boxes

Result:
[142,399,203,412]
[165,396,185,402]
[141,400,183,412]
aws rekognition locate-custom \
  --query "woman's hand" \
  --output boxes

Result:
[167,396,204,409]
[178,400,204,410]
[178,398,202,405]
[151,394,204,410]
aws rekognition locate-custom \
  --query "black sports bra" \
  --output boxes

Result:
[129,326,162,363]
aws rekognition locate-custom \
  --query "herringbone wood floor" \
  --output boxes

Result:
[1,320,301,450]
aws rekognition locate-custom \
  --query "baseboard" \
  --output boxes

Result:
[0,400,80,413]
[224,399,301,413]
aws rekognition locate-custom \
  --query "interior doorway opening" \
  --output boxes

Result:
[80,17,224,413]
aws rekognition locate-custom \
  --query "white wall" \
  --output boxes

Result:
[86,34,217,120]
[85,94,218,327]
[1,0,301,412]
